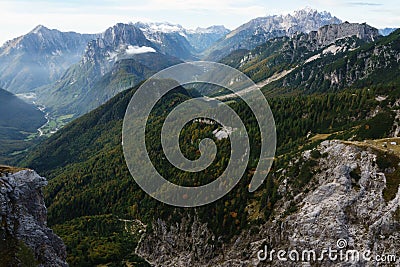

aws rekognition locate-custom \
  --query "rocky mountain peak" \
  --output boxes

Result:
[80,23,154,76]
[291,6,335,21]
[245,7,342,34]
[0,25,97,93]
[101,23,150,48]
[309,22,380,47]
[285,7,341,34]
[205,7,343,60]
[29,24,49,34]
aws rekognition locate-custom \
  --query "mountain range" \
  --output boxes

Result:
[37,23,185,116]
[220,22,383,94]
[0,8,396,119]
[1,7,400,266]
[17,20,400,266]
[0,26,97,93]
[204,7,342,60]
[0,22,228,94]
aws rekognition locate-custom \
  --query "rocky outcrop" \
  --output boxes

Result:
[137,215,219,266]
[137,140,400,266]
[245,140,400,266]
[309,22,379,46]
[0,169,68,266]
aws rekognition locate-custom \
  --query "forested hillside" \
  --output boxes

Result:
[14,17,400,267]
[20,78,399,265]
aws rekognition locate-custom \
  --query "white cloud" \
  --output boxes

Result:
[125,45,156,55]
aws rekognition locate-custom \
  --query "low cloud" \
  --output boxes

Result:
[126,45,156,55]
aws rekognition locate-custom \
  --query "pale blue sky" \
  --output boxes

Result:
[0,0,399,45]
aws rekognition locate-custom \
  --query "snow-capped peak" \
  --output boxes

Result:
[134,22,229,37]
[30,25,49,34]
[135,22,185,34]
[187,25,230,35]
[292,6,316,15]
[244,7,341,34]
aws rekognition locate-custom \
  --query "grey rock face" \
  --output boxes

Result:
[136,216,218,266]
[137,141,400,266]
[253,140,399,266]
[0,170,68,266]
[309,22,380,46]
[80,23,153,77]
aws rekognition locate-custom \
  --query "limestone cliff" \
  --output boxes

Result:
[0,167,68,266]
[308,22,379,46]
